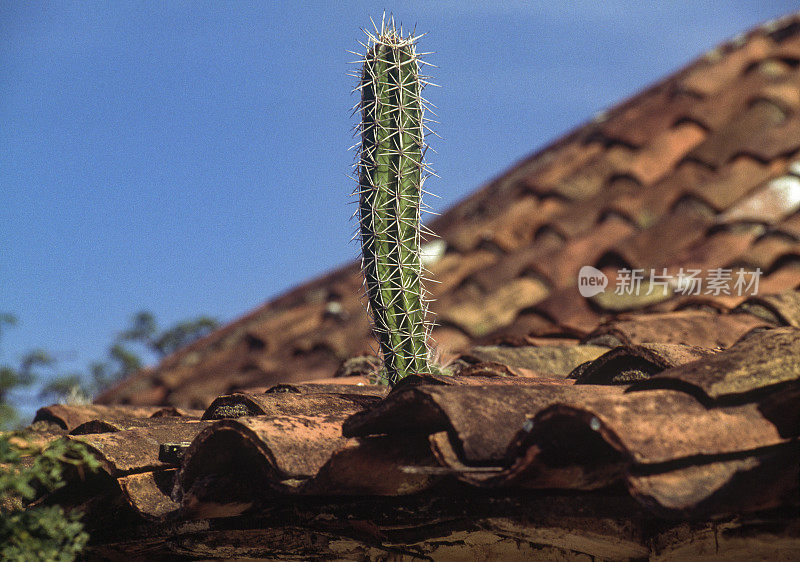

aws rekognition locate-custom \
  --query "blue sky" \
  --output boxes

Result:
[2,1,797,416]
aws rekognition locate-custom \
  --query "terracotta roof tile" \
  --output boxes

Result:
[460,344,608,376]
[584,310,769,348]
[598,86,693,148]
[532,287,606,335]
[513,388,786,466]
[607,160,713,228]
[738,232,799,270]
[753,264,800,299]
[342,383,624,464]
[687,99,787,168]
[668,226,761,273]
[737,288,800,326]
[719,172,800,224]
[626,444,799,518]
[33,403,196,432]
[625,121,706,185]
[305,434,439,496]
[117,470,180,520]
[202,390,382,421]
[678,34,772,97]
[687,155,779,210]
[631,326,800,403]
[522,138,603,194]
[476,309,562,344]
[68,418,213,475]
[600,200,715,270]
[437,277,549,338]
[571,343,715,385]
[776,209,800,237]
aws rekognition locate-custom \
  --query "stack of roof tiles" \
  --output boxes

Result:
[20,13,800,560]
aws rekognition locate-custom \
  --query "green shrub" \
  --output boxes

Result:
[0,433,100,561]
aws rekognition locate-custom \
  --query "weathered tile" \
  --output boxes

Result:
[178,412,358,517]
[69,419,213,475]
[625,122,706,186]
[776,210,800,238]
[461,344,608,377]
[606,201,714,270]
[584,310,769,348]
[627,443,800,518]
[687,156,776,210]
[599,86,693,148]
[739,113,800,161]
[522,140,603,195]
[687,99,786,168]
[718,174,800,224]
[33,404,194,432]
[573,343,715,385]
[202,391,381,421]
[343,384,624,465]
[736,289,800,326]
[516,389,786,466]
[631,327,800,404]
[679,34,772,97]
[534,288,605,336]
[117,469,180,520]
[666,227,761,273]
[737,232,799,270]
[757,261,800,294]
[305,435,440,495]
[437,277,549,338]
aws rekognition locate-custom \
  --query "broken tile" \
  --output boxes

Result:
[117,469,180,520]
[68,419,213,475]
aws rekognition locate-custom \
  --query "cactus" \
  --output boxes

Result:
[351,16,436,385]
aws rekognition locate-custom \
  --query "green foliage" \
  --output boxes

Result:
[0,315,45,429]
[118,311,218,358]
[354,16,437,385]
[0,433,101,560]
[44,311,219,400]
[1,310,220,426]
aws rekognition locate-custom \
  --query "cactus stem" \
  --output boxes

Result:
[351,15,440,385]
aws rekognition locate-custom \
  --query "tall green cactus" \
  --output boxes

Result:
[352,16,435,385]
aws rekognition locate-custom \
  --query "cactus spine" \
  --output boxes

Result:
[352,16,435,385]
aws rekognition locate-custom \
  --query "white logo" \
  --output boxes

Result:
[578,265,608,297]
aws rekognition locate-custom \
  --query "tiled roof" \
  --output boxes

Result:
[98,13,800,409]
[23,13,800,559]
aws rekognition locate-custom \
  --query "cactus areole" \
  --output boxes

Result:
[354,18,435,385]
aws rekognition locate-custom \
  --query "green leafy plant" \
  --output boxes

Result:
[352,16,439,385]
[0,433,100,560]
[0,314,63,429]
[42,310,219,402]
